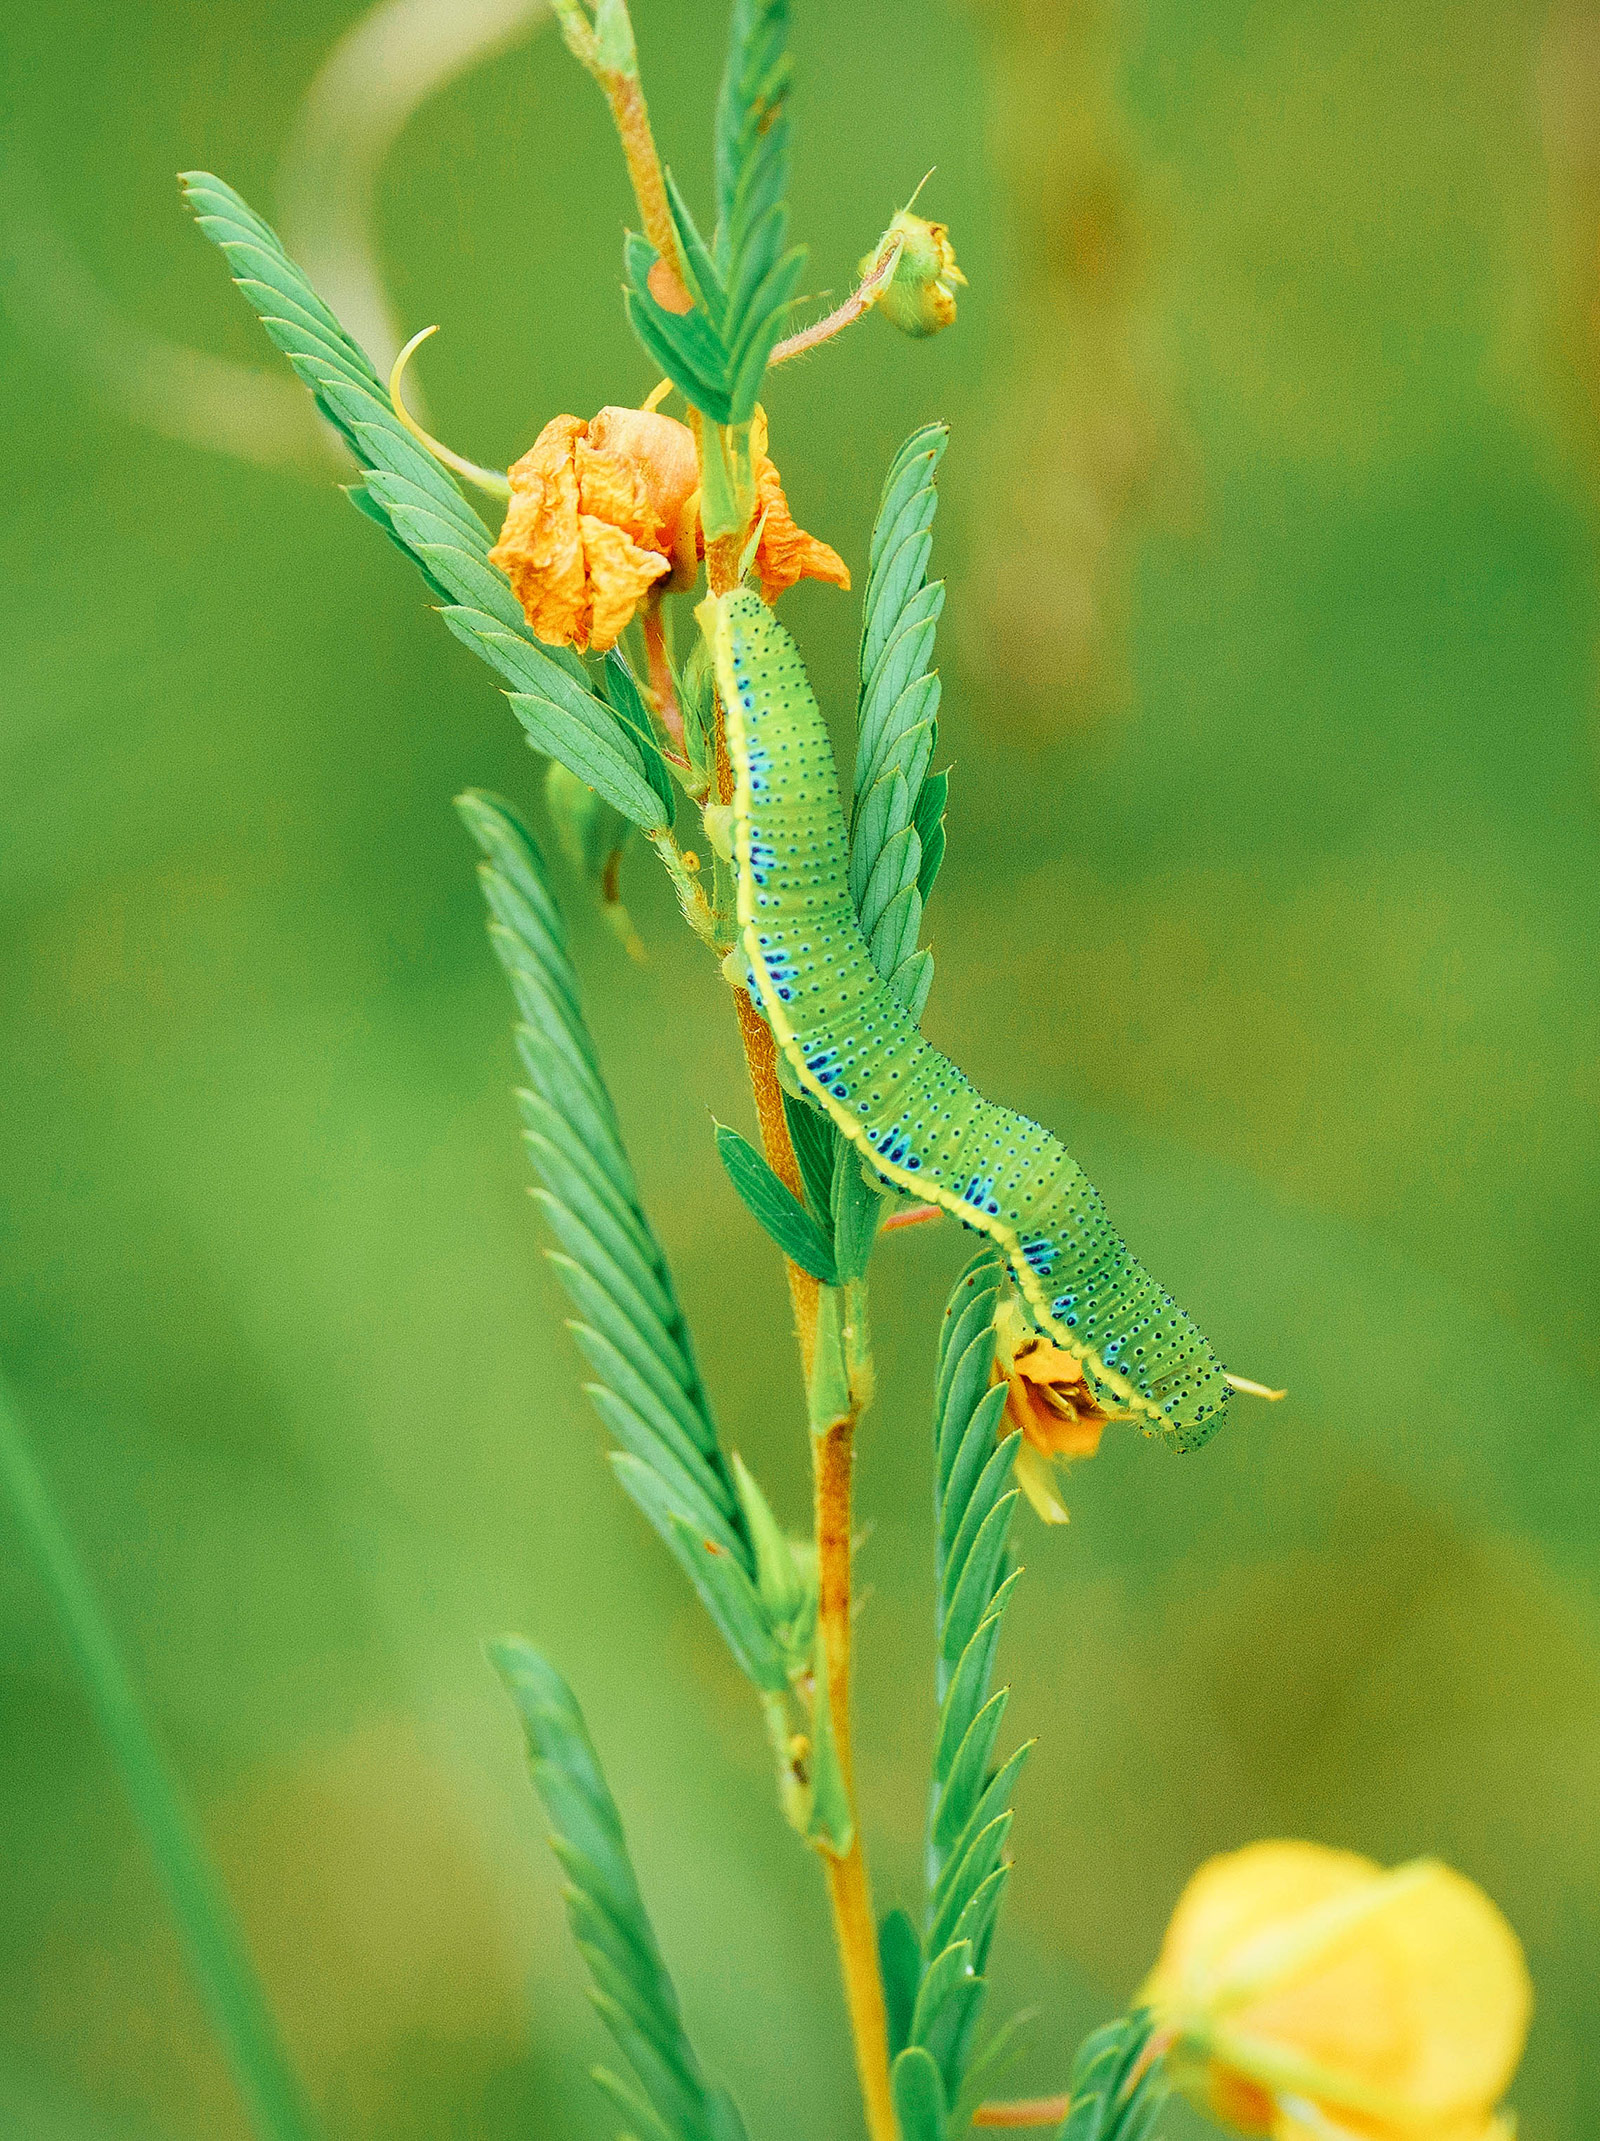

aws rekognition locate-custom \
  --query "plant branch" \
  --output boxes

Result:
[813,1412,897,2141]
[555,0,690,307]
[767,234,903,367]
[704,507,892,2140]
[972,2097,1071,2128]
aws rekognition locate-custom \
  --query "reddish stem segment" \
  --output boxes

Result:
[972,2098,1072,2129]
[768,239,903,366]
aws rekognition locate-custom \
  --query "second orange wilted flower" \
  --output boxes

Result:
[489,403,848,653]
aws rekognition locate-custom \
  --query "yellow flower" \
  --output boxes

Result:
[489,405,848,649]
[861,211,967,338]
[991,1300,1110,1524]
[1141,1841,1532,2141]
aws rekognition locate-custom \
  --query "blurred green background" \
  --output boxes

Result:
[3,0,1598,2134]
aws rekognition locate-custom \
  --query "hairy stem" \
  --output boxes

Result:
[768,235,904,366]
[556,0,690,307]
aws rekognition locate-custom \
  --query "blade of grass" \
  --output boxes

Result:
[0,1366,320,2141]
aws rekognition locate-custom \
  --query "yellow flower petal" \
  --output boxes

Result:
[1145,1842,1532,2141]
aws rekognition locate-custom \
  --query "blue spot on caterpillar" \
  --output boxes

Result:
[708,586,1232,1453]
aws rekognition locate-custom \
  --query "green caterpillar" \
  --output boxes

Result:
[708,586,1231,1452]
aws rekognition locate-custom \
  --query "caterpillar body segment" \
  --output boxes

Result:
[709,587,1231,1452]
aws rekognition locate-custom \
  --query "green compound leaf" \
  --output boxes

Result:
[1056,2012,1168,2141]
[623,0,802,422]
[852,425,951,1004]
[714,1122,839,1285]
[492,1640,753,2141]
[461,793,784,1687]
[896,1252,1030,2107]
[713,0,804,407]
[182,174,667,831]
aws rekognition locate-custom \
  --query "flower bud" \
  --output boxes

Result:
[1143,1842,1532,2141]
[861,212,967,339]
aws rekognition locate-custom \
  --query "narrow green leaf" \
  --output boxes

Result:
[947,1865,1011,1976]
[663,170,727,326]
[953,2007,1036,2130]
[859,824,921,941]
[602,648,677,825]
[910,1940,974,2048]
[714,1123,838,1284]
[0,1372,321,2141]
[590,2066,678,2141]
[781,1091,839,1223]
[609,1461,786,1693]
[850,768,912,912]
[931,1688,1010,1855]
[891,2047,947,2141]
[914,770,949,903]
[937,1746,1034,1931]
[533,1192,694,1396]
[889,948,935,1023]
[869,881,924,982]
[585,1386,743,1562]
[508,691,671,832]
[830,1143,881,1287]
[805,1625,855,1854]
[940,1493,1020,1666]
[868,426,948,580]
[567,1320,726,1481]
[928,1811,1013,1956]
[730,1453,804,1627]
[943,1422,1021,1593]
[879,1909,923,2062]
[933,1596,1012,1785]
[938,1339,1005,1499]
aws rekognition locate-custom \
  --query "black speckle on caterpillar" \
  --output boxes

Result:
[707,586,1232,1453]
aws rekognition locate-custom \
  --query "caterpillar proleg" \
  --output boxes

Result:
[707,586,1231,1452]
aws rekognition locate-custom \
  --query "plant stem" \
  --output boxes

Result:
[768,235,904,367]
[703,476,893,2141]
[0,1368,320,2141]
[556,0,690,308]
[813,1414,897,2141]
[971,2098,1072,2128]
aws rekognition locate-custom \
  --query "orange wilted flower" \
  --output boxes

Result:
[489,406,700,653]
[992,1300,1110,1524]
[748,409,851,604]
[488,403,848,652]
[1142,1842,1532,2141]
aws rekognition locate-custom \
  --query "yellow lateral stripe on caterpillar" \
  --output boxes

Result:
[707,587,1231,1452]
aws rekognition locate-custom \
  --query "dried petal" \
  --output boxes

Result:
[749,409,850,604]
[490,407,699,650]
[579,514,670,652]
